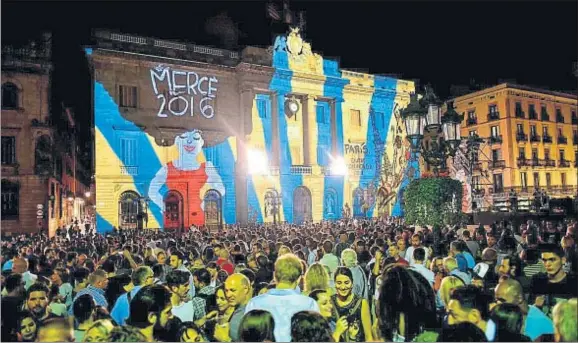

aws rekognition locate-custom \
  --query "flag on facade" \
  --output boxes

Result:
[267,3,281,21]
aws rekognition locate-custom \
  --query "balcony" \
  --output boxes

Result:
[530,134,541,143]
[529,112,538,120]
[488,112,500,121]
[491,160,506,169]
[120,166,138,176]
[542,135,552,144]
[541,113,550,121]
[515,111,525,119]
[290,165,312,175]
[517,158,530,167]
[530,158,543,167]
[548,185,578,196]
[556,115,565,124]
[516,132,527,142]
[489,135,503,144]
[558,136,567,144]
[558,160,570,168]
[466,118,477,126]
[544,159,556,167]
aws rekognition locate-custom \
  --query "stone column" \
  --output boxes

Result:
[330,99,338,156]
[302,95,311,166]
[271,92,280,167]
[307,95,318,165]
[236,86,254,225]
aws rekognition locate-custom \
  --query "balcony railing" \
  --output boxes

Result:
[558,160,570,168]
[290,165,312,175]
[466,118,477,126]
[488,112,500,121]
[542,135,552,143]
[544,159,556,167]
[558,136,568,144]
[556,115,565,124]
[517,158,530,167]
[530,134,541,142]
[529,112,538,120]
[515,111,525,119]
[530,158,544,167]
[516,132,527,142]
[541,113,550,121]
[491,160,506,169]
[490,135,503,144]
[120,166,138,175]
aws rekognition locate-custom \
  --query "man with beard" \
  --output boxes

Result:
[126,285,174,342]
[406,233,429,266]
[26,283,61,323]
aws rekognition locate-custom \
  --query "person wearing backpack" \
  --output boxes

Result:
[192,268,216,321]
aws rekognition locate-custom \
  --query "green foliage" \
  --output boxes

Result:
[404,177,464,226]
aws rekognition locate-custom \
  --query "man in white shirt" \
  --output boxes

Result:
[166,269,196,323]
[409,248,435,286]
[405,233,429,266]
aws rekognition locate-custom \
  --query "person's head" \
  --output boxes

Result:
[36,317,74,342]
[214,285,229,313]
[377,265,436,341]
[178,322,207,342]
[106,326,148,342]
[88,270,109,290]
[539,243,567,279]
[175,129,204,159]
[481,248,498,264]
[430,257,444,274]
[128,285,173,330]
[169,250,184,269]
[17,310,37,342]
[132,266,155,287]
[304,263,330,293]
[73,294,97,324]
[238,309,276,342]
[438,322,487,342]
[166,270,191,300]
[552,298,577,342]
[290,311,334,342]
[224,273,250,307]
[489,303,524,339]
[334,266,353,298]
[439,276,465,308]
[447,285,491,333]
[26,283,50,318]
[309,289,334,319]
[322,240,333,255]
[497,254,523,278]
[340,248,357,268]
[12,257,28,274]
[83,319,115,342]
[156,252,167,265]
[486,233,497,247]
[274,253,303,286]
[5,273,25,295]
[412,247,426,264]
[411,233,422,248]
[397,238,407,251]
[278,245,292,256]
[192,268,211,290]
[442,256,458,274]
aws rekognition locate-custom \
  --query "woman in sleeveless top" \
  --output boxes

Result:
[331,267,373,342]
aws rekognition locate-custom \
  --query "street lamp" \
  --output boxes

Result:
[441,102,463,154]
[422,85,443,131]
[401,92,427,152]
[85,191,91,198]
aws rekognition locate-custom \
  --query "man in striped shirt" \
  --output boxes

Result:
[69,270,109,315]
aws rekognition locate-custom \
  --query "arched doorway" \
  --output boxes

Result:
[264,189,281,224]
[293,186,312,224]
[204,189,222,231]
[164,191,183,230]
[118,191,140,229]
[324,188,338,220]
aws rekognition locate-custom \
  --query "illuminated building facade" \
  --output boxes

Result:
[452,83,577,212]
[90,29,416,232]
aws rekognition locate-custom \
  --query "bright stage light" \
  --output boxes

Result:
[330,157,348,176]
[247,149,269,175]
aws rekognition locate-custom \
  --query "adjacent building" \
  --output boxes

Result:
[1,34,91,236]
[452,83,577,212]
[89,29,417,232]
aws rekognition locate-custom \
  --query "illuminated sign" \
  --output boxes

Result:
[150,64,218,119]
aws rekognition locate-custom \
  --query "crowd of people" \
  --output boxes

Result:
[1,216,577,342]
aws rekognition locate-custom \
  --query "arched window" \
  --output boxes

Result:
[1,179,19,218]
[2,83,19,109]
[118,191,140,229]
[325,188,338,216]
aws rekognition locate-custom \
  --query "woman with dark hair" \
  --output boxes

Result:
[238,309,276,342]
[178,322,208,342]
[490,303,531,342]
[290,311,334,342]
[376,265,437,342]
[331,267,372,342]
[16,310,37,342]
[437,322,487,342]
[73,294,97,341]
[255,254,274,284]
[201,285,235,341]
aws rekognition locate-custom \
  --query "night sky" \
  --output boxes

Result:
[3,1,577,131]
